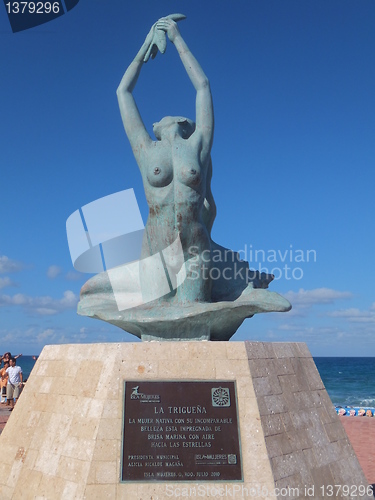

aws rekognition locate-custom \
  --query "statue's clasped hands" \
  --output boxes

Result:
[143,14,186,63]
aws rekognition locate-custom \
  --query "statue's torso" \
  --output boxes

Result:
[140,137,210,256]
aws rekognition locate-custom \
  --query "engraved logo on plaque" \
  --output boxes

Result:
[211,387,230,407]
[130,385,161,403]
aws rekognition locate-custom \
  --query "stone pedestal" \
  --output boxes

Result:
[0,342,370,499]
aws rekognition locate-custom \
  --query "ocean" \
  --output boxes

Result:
[14,356,375,409]
[314,357,375,408]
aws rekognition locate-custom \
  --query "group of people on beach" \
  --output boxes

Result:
[0,352,23,410]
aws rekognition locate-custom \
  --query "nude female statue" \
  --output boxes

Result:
[117,16,214,305]
[77,16,291,339]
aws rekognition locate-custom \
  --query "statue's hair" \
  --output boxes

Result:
[153,116,196,140]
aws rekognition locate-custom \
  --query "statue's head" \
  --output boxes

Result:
[153,116,196,140]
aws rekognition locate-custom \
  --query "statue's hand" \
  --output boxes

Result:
[156,18,180,43]
[142,23,158,62]
[144,25,156,47]
[143,14,186,62]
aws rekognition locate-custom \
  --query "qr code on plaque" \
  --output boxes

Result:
[228,454,237,464]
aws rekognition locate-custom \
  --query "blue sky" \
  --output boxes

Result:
[1,1,374,356]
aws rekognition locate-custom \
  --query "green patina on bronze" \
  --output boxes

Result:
[78,15,291,341]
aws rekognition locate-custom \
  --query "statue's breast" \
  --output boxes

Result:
[175,163,202,187]
[146,163,173,187]
[172,142,204,188]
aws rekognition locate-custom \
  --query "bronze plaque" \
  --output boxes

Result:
[121,381,242,482]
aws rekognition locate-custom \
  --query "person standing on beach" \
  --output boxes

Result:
[1,352,22,367]
[6,358,23,409]
[0,362,9,403]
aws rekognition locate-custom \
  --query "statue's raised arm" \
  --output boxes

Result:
[116,26,155,167]
[117,15,214,168]
[155,17,214,161]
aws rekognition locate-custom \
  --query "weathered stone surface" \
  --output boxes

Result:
[0,341,370,499]
[244,341,371,499]
[0,342,276,499]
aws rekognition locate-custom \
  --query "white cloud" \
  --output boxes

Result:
[0,277,16,289]
[36,329,55,342]
[0,256,23,274]
[0,327,60,349]
[0,323,125,352]
[271,323,340,336]
[65,271,85,281]
[327,306,375,324]
[327,308,362,318]
[0,290,78,316]
[47,265,62,279]
[284,288,352,308]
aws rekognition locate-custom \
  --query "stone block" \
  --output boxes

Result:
[214,358,250,378]
[274,473,307,499]
[252,376,273,397]
[302,448,317,469]
[96,418,122,441]
[295,342,312,358]
[310,466,336,492]
[84,484,117,499]
[62,436,96,461]
[272,342,295,358]
[262,342,277,359]
[226,341,247,360]
[324,421,347,442]
[262,394,289,415]
[236,375,256,399]
[330,456,371,491]
[92,440,121,463]
[288,343,302,358]
[268,372,283,395]
[69,416,100,440]
[245,341,268,359]
[313,441,342,467]
[293,390,317,409]
[37,474,67,499]
[248,358,270,378]
[301,358,325,390]
[271,451,305,481]
[265,433,293,458]
[261,414,284,436]
[90,460,118,484]
[289,357,310,391]
[286,429,313,451]
[280,411,295,432]
[159,358,216,378]
[278,373,300,393]
[56,455,91,483]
